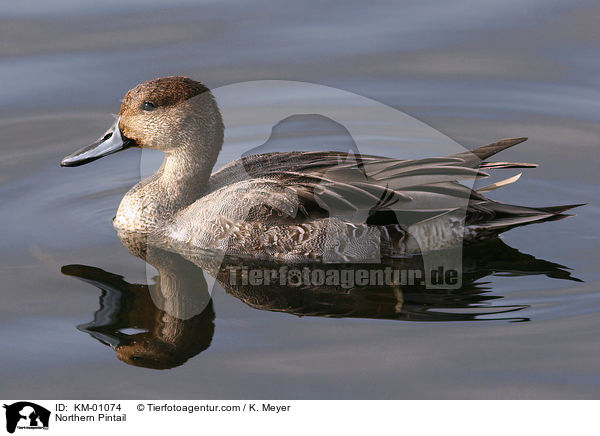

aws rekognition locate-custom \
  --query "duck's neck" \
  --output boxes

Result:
[156,145,218,204]
[115,142,221,233]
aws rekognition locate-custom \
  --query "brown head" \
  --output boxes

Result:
[61,76,223,166]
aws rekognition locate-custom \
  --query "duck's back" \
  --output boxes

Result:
[165,143,579,260]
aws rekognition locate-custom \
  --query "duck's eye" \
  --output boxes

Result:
[142,101,156,111]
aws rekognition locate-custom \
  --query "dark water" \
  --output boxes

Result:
[1,0,599,399]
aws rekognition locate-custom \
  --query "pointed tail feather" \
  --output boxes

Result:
[535,203,586,214]
[469,137,528,160]
[453,137,528,165]
[480,161,538,169]
[477,173,522,193]
[468,202,584,234]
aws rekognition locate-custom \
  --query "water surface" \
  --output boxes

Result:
[1,0,599,399]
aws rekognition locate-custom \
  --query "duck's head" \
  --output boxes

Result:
[61,76,223,167]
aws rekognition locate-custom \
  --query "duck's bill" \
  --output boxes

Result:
[61,118,134,167]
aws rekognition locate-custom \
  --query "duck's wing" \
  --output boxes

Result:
[209,137,534,186]
[208,157,478,225]
[207,138,550,226]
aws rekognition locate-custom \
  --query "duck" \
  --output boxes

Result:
[61,76,581,261]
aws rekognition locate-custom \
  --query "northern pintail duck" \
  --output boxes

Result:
[61,76,580,261]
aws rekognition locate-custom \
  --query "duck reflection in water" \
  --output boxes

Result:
[61,234,580,370]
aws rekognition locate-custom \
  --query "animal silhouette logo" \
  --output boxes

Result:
[3,402,50,434]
